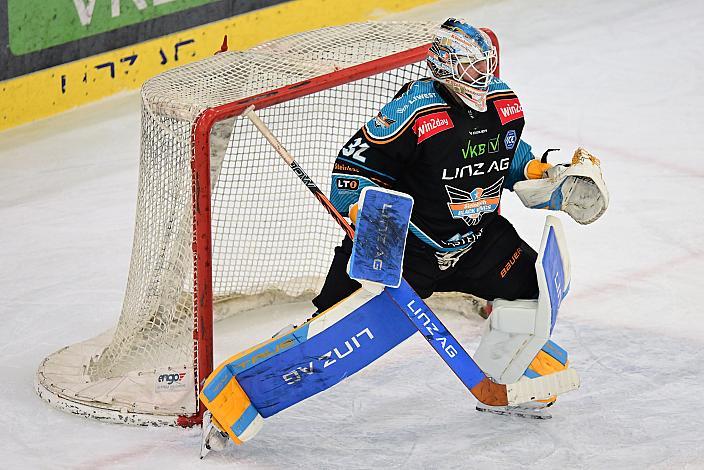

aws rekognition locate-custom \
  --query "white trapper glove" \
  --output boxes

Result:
[513,147,609,225]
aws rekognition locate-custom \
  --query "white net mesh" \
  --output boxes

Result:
[95,20,436,380]
[142,22,438,122]
[37,21,439,422]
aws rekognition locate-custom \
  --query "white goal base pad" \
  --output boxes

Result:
[36,329,195,427]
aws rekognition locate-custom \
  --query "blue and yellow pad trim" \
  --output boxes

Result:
[523,340,569,405]
[524,340,569,379]
[200,364,262,444]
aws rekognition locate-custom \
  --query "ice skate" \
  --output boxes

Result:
[200,411,230,459]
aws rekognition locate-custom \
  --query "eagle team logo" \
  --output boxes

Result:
[445,177,504,226]
[373,112,396,128]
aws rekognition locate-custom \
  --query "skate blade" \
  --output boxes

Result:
[200,438,211,459]
[475,404,552,420]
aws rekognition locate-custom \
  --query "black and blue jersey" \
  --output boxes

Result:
[330,77,534,253]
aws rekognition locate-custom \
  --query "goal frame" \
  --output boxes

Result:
[185,29,500,426]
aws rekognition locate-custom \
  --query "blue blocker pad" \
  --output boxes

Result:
[348,187,414,288]
[235,290,416,417]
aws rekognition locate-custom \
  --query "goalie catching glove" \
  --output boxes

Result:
[514,147,609,224]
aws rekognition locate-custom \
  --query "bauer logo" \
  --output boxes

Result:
[493,98,524,125]
[156,370,188,392]
[413,111,454,143]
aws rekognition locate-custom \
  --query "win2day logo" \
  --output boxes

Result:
[494,98,523,125]
[413,111,454,143]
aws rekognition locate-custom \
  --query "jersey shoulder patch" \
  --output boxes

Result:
[487,77,523,124]
[364,79,448,142]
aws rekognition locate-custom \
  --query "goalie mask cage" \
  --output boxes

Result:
[36,22,499,427]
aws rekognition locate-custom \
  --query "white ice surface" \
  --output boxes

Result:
[1,0,704,468]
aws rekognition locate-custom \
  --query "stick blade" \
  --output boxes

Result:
[506,368,580,405]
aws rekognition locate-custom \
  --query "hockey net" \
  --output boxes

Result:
[36,21,499,426]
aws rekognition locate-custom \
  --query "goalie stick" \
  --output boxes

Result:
[242,105,579,406]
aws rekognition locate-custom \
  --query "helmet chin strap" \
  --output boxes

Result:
[457,92,486,112]
[445,81,487,112]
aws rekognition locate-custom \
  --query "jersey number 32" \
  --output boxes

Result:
[342,138,370,163]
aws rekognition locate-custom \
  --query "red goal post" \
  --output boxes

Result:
[36,22,500,428]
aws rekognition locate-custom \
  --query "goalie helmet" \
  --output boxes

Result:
[427,18,497,112]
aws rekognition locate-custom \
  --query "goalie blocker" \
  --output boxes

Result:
[348,187,414,293]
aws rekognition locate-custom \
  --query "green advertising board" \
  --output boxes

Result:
[1,0,434,131]
[8,0,219,55]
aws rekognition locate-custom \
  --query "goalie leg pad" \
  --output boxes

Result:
[237,289,416,416]
[473,298,549,383]
[201,288,417,443]
[474,216,572,384]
